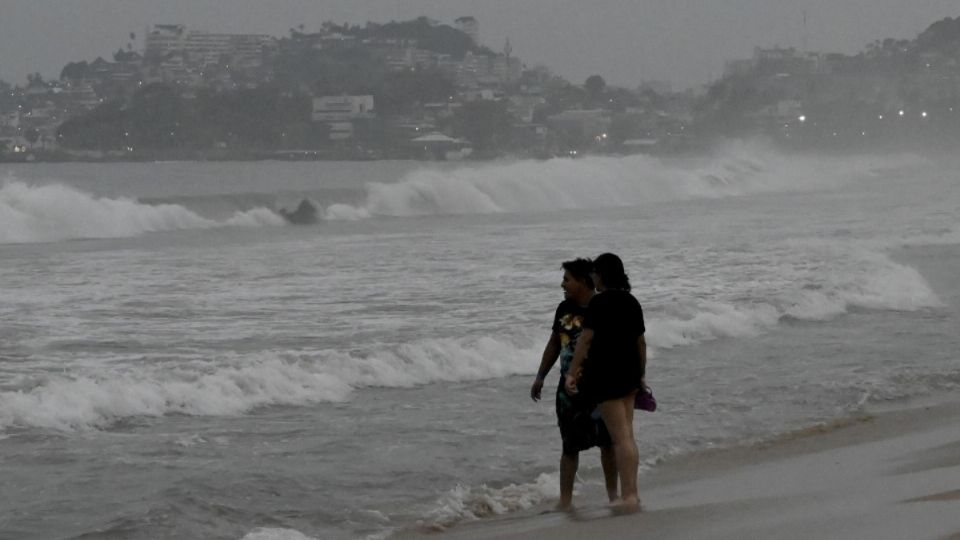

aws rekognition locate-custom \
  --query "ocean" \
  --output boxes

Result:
[1,142,958,540]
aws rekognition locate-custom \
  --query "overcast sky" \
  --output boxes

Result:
[1,1,957,90]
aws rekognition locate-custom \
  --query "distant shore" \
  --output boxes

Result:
[4,138,957,165]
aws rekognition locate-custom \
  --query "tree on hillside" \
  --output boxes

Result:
[452,100,514,151]
[542,83,586,115]
[27,73,45,88]
[58,100,126,149]
[127,83,183,148]
[584,75,607,103]
[916,17,960,51]
[60,61,90,81]
[272,41,386,95]
[608,114,643,144]
[113,48,140,63]
[0,80,14,109]
[24,128,40,146]
[606,86,641,111]
[374,68,456,115]
[358,16,493,59]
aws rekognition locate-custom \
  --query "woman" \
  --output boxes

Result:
[564,252,646,512]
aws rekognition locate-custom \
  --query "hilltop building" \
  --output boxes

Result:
[144,24,272,70]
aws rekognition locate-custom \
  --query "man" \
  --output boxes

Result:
[530,258,617,511]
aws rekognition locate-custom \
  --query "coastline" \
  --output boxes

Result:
[399,243,960,540]
[400,397,960,540]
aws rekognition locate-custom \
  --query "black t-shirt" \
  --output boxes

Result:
[581,289,646,399]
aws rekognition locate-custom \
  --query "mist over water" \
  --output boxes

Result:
[1,141,926,243]
[1,145,959,539]
[0,179,284,244]
[327,142,919,219]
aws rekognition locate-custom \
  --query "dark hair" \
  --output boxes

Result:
[593,252,631,291]
[561,258,594,289]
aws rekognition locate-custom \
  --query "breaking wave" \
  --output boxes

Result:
[0,181,284,244]
[0,336,539,431]
[421,473,558,529]
[651,248,941,350]
[0,243,938,432]
[323,143,922,219]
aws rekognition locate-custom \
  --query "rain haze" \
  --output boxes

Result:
[4,1,960,540]
[1,0,958,87]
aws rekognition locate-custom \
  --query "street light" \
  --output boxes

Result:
[798,115,806,123]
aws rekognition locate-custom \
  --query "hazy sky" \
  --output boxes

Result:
[1,1,957,89]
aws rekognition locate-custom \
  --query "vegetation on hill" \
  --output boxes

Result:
[694,15,960,147]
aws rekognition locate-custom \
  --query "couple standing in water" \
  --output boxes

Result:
[530,253,647,513]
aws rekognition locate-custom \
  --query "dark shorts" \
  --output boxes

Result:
[579,358,643,404]
[555,382,612,455]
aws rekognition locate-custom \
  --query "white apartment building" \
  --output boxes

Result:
[145,25,272,69]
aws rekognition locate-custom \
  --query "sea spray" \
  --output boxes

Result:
[421,473,559,529]
[0,181,284,244]
[0,336,541,431]
[323,143,923,220]
[648,247,940,350]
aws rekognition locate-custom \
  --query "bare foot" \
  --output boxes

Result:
[554,501,575,513]
[610,496,641,515]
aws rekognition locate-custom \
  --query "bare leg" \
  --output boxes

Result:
[599,445,619,502]
[558,452,579,511]
[598,393,640,511]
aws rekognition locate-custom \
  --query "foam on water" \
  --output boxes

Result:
[239,529,318,540]
[3,152,958,540]
[1,144,929,242]
[0,336,540,431]
[1,238,941,432]
[652,302,781,349]
[324,142,922,219]
[422,473,559,529]
[0,180,284,244]
[0,357,353,430]
[649,248,941,350]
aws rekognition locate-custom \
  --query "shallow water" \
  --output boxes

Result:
[1,143,959,539]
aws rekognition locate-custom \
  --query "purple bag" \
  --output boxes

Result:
[634,386,656,412]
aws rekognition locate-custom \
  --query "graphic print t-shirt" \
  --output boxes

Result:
[551,299,589,377]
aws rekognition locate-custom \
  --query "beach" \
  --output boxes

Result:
[405,398,960,540]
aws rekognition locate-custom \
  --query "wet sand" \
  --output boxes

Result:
[402,398,960,540]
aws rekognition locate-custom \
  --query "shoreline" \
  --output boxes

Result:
[5,140,950,166]
[400,396,960,540]
[399,243,960,540]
